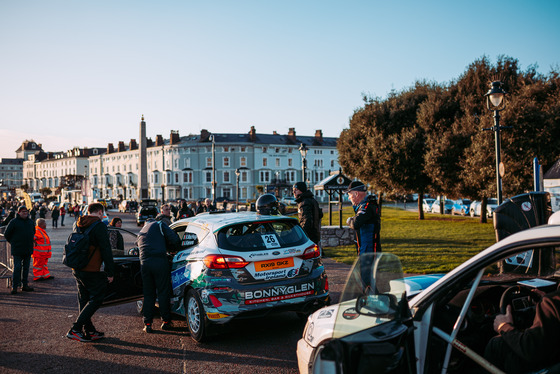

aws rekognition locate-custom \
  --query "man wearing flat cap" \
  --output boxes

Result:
[293,182,323,246]
[345,181,381,255]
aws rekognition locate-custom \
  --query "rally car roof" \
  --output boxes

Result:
[171,211,298,232]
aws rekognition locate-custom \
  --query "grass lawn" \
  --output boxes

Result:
[322,206,496,274]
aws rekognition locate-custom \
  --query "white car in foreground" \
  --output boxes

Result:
[297,223,560,374]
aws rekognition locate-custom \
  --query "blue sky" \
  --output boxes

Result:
[1,0,559,159]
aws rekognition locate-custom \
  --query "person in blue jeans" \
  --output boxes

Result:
[4,206,35,295]
[66,203,115,342]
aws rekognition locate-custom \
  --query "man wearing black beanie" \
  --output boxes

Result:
[293,182,322,246]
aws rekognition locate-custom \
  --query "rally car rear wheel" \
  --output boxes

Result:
[186,289,207,342]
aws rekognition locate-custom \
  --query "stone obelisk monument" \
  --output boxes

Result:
[138,115,148,200]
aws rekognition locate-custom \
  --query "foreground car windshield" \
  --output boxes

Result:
[217,219,308,251]
[332,253,407,339]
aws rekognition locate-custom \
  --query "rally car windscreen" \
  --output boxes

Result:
[217,220,308,252]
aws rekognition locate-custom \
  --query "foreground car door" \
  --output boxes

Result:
[312,253,416,374]
[103,227,143,306]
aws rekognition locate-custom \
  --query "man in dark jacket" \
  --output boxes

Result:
[486,289,560,373]
[4,206,35,294]
[137,218,181,332]
[155,204,173,226]
[66,203,115,342]
[293,182,323,245]
[175,200,194,221]
[345,180,381,255]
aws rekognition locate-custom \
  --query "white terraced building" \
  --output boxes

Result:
[21,121,339,204]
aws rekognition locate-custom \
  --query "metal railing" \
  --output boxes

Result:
[0,226,13,288]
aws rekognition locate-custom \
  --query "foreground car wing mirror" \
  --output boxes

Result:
[356,294,392,317]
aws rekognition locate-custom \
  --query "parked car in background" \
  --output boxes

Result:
[469,198,499,218]
[280,196,297,206]
[104,211,330,343]
[119,200,138,212]
[430,198,454,214]
[47,201,60,210]
[451,199,472,216]
[422,198,435,213]
[136,204,158,226]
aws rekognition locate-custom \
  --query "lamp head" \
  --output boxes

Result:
[299,143,308,158]
[485,81,507,111]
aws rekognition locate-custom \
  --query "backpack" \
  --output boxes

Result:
[62,221,100,269]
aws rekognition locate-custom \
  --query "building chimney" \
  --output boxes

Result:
[107,143,114,154]
[129,139,138,150]
[287,127,296,142]
[314,130,323,143]
[155,134,164,146]
[170,130,180,144]
[117,141,125,152]
[249,126,256,141]
[200,129,210,142]
[147,138,154,147]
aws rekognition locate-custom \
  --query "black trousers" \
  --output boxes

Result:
[485,335,540,374]
[141,258,172,324]
[72,270,108,331]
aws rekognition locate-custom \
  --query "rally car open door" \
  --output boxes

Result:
[102,227,143,306]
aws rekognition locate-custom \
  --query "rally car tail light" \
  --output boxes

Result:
[299,244,321,260]
[203,254,249,269]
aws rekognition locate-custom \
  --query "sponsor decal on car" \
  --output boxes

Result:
[171,266,190,289]
[306,322,315,343]
[175,251,190,262]
[283,248,297,255]
[244,282,314,304]
[181,232,198,247]
[342,308,359,320]
[318,308,335,319]
[205,277,233,283]
[207,312,230,320]
[249,252,269,258]
[254,258,294,272]
[253,267,299,281]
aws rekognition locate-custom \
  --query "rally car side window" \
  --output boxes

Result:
[174,223,210,250]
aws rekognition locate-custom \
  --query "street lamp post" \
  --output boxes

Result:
[161,184,165,203]
[210,134,216,206]
[484,81,509,205]
[235,168,240,212]
[299,143,308,182]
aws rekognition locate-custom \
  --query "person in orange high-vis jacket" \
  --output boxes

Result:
[33,218,54,281]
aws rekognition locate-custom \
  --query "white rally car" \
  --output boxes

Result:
[297,223,560,374]
[104,211,329,342]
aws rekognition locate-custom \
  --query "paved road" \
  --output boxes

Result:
[0,212,351,374]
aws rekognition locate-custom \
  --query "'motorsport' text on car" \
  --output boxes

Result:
[104,211,329,342]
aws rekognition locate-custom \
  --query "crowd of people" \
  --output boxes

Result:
[1,184,375,341]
